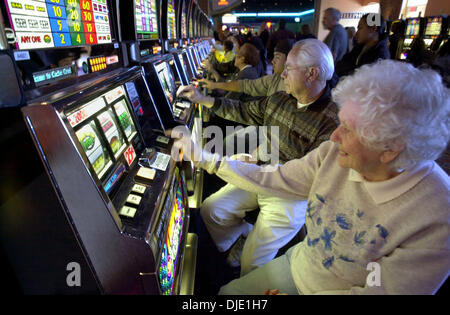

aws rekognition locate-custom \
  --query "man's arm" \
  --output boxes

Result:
[199,79,240,92]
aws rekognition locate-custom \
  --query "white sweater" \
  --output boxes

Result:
[200,141,450,294]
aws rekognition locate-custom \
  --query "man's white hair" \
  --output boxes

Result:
[292,39,335,82]
[332,59,450,170]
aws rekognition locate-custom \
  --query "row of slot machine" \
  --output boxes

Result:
[0,0,214,295]
[392,15,449,61]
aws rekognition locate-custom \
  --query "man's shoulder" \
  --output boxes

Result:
[268,91,296,104]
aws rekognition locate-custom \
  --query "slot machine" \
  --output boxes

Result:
[163,0,179,51]
[0,0,196,295]
[116,0,203,202]
[423,16,448,53]
[397,17,424,60]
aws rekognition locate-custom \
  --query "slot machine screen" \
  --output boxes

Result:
[155,61,177,106]
[189,47,199,69]
[158,168,187,295]
[180,0,187,39]
[424,16,442,36]
[3,0,113,49]
[167,0,176,40]
[167,58,182,87]
[66,85,139,192]
[181,51,194,80]
[135,0,158,40]
[405,18,420,37]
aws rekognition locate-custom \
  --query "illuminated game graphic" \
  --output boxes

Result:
[155,61,176,105]
[113,99,137,140]
[4,0,112,50]
[159,170,186,295]
[405,18,420,37]
[97,109,126,158]
[189,9,193,38]
[181,0,187,38]
[76,122,112,178]
[67,85,138,180]
[425,16,442,37]
[135,0,158,40]
[167,0,176,40]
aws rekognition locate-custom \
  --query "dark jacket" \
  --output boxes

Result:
[335,36,390,77]
[224,66,260,101]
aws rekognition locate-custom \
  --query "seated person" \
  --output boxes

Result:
[335,13,390,77]
[170,59,450,294]
[200,39,293,156]
[209,39,237,79]
[204,43,261,101]
[176,39,339,276]
[199,39,293,98]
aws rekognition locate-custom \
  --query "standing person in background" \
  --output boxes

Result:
[258,21,270,49]
[322,8,348,62]
[296,24,316,41]
[336,14,390,77]
[266,19,295,63]
[345,26,356,52]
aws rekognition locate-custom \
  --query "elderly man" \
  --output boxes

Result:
[322,8,348,62]
[176,39,339,276]
[199,39,293,98]
[171,59,450,294]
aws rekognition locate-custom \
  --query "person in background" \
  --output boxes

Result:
[176,39,339,277]
[204,43,261,101]
[169,59,450,295]
[245,32,266,77]
[199,39,293,98]
[266,19,296,62]
[296,24,316,41]
[209,39,237,79]
[345,26,356,52]
[322,7,348,62]
[388,21,403,59]
[335,14,390,77]
[258,21,270,49]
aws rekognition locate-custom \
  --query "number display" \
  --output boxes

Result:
[6,0,112,50]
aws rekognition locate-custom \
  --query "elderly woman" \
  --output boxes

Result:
[169,59,450,294]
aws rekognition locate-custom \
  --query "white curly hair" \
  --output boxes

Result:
[332,59,450,170]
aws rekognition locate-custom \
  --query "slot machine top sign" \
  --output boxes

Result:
[4,0,113,50]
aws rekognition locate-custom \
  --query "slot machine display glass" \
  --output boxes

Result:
[405,18,420,37]
[424,16,442,37]
[167,0,176,40]
[154,61,177,106]
[135,0,158,40]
